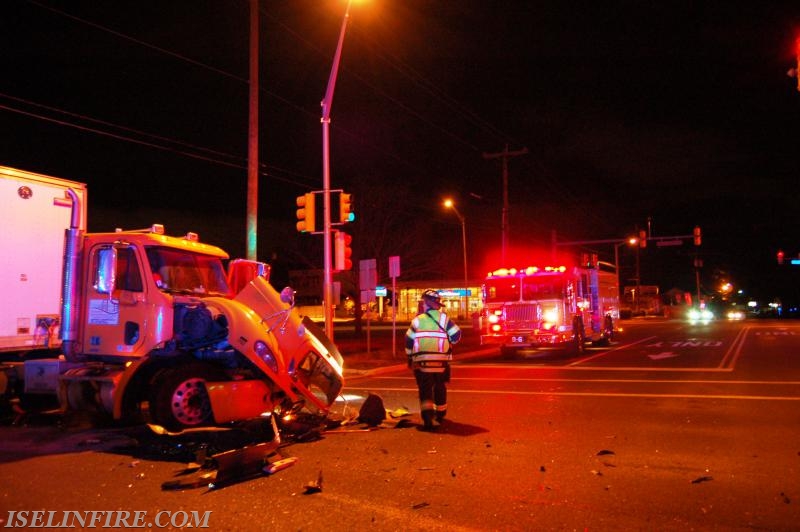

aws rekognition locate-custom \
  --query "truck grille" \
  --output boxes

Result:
[505,303,538,328]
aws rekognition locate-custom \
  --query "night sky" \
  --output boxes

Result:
[2,1,800,305]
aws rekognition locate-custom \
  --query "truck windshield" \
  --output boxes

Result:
[484,278,521,302]
[146,247,229,296]
[522,277,563,300]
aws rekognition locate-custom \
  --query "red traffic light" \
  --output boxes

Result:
[778,250,785,265]
[335,231,353,270]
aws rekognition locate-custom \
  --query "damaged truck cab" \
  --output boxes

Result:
[5,167,343,431]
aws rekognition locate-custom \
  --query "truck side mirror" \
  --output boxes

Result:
[95,247,117,294]
[279,286,296,306]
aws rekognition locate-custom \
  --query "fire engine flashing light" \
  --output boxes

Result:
[487,314,500,324]
[490,265,567,277]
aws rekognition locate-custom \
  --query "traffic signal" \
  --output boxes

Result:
[296,193,316,233]
[777,250,785,265]
[335,231,353,270]
[693,226,702,246]
[638,230,647,248]
[339,192,354,223]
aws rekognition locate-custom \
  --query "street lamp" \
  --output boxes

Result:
[614,236,638,307]
[320,0,355,340]
[444,199,468,320]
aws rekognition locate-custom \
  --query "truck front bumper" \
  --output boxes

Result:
[481,330,573,348]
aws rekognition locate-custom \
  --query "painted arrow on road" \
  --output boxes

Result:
[648,352,679,360]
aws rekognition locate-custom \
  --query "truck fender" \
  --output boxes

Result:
[111,355,168,421]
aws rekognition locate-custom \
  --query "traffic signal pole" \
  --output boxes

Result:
[320,0,352,340]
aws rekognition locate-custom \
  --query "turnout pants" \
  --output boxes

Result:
[414,367,448,426]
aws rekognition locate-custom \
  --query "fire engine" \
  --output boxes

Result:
[0,165,344,431]
[480,262,619,357]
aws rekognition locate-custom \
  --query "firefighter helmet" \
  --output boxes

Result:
[422,289,442,310]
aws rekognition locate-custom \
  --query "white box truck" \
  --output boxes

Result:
[0,165,87,356]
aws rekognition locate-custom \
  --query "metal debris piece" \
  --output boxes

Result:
[303,470,323,494]
[412,502,430,510]
[147,423,233,436]
[212,441,280,486]
[596,449,615,456]
[691,476,713,484]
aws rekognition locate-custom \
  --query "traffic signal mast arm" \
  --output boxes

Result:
[554,226,701,248]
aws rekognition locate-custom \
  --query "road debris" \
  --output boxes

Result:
[691,476,713,484]
[303,470,324,494]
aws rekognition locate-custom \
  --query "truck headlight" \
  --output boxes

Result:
[254,340,278,373]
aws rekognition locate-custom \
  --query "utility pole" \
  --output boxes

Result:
[246,0,259,261]
[483,145,528,263]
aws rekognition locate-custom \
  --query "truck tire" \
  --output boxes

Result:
[149,363,224,431]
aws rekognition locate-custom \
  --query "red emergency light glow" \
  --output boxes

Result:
[488,265,567,277]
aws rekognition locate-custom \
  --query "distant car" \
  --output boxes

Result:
[726,309,746,320]
[688,307,714,323]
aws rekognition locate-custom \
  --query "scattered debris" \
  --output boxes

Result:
[596,449,615,456]
[412,502,430,510]
[691,476,713,484]
[451,469,456,477]
[388,407,411,418]
[263,457,298,475]
[780,492,791,504]
[540,465,546,472]
[358,394,387,426]
[590,469,603,476]
[303,470,323,494]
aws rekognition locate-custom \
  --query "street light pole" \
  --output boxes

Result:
[444,199,468,320]
[614,236,638,304]
[320,0,352,340]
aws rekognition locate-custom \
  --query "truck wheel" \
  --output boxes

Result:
[150,363,224,432]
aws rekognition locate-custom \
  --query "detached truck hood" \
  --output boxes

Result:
[225,276,344,413]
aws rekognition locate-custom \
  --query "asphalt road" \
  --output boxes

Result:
[1,318,799,531]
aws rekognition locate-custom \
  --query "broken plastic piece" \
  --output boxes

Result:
[263,457,298,475]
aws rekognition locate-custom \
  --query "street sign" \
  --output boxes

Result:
[359,259,377,291]
[389,256,400,278]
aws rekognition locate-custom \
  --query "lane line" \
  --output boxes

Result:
[718,325,749,369]
[347,386,800,401]
[568,335,658,365]
[374,376,800,385]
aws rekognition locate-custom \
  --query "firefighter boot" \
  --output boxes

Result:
[420,410,436,431]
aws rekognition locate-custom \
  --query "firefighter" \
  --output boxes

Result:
[405,289,462,431]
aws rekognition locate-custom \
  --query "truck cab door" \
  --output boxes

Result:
[82,244,149,357]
